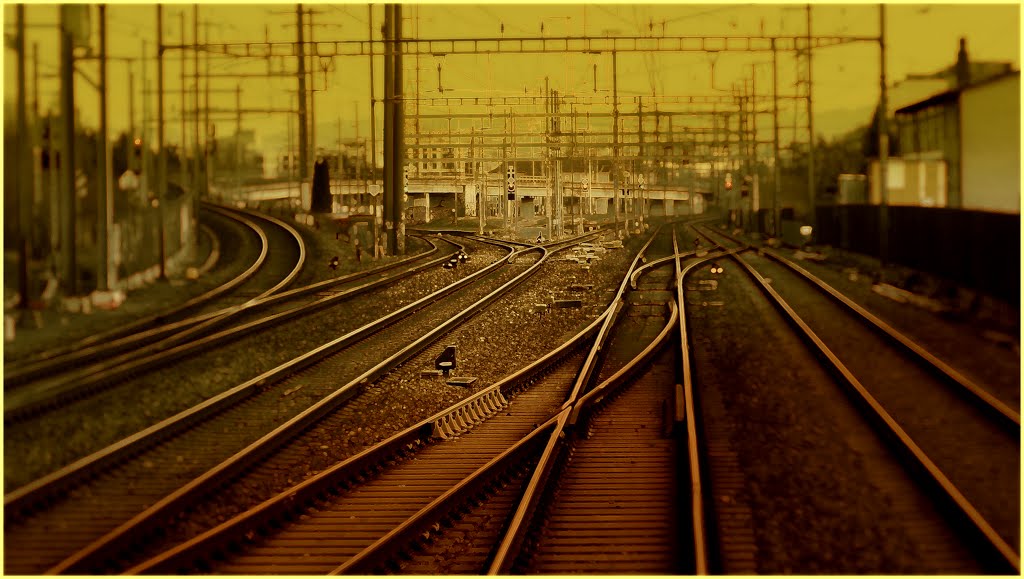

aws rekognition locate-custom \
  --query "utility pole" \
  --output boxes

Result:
[806,3,816,228]
[393,3,406,254]
[544,79,551,239]
[512,109,517,230]
[15,5,31,310]
[473,131,482,234]
[342,111,347,199]
[156,5,167,279]
[353,104,358,188]
[611,50,619,237]
[553,90,562,239]
[32,42,38,126]
[33,41,43,242]
[878,4,889,265]
[637,96,644,228]
[383,4,394,254]
[97,5,112,291]
[236,84,242,191]
[414,5,421,178]
[179,12,187,195]
[502,114,508,230]
[510,109,517,233]
[296,4,309,183]
[368,5,379,257]
[203,33,211,197]
[571,103,578,233]
[141,41,149,209]
[307,8,317,165]
[751,63,760,218]
[771,39,780,237]
[193,5,201,199]
[712,105,718,212]
[59,5,78,295]
[127,68,135,169]
[288,95,294,201]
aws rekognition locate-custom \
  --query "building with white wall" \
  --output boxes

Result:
[877,39,1020,214]
[959,73,1020,213]
[889,71,1019,213]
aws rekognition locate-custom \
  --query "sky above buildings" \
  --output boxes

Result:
[4,2,1020,160]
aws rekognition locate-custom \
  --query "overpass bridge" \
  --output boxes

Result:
[227,174,707,222]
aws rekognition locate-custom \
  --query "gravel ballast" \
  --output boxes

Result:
[3,237,505,490]
[687,259,983,574]
[122,234,645,566]
[716,227,1019,409]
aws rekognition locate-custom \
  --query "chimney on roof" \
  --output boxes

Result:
[956,37,970,88]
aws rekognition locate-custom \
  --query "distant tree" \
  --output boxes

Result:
[112,132,131,176]
[861,102,899,160]
[310,158,332,213]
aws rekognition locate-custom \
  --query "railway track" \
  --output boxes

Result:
[489,226,719,575]
[3,203,299,382]
[2,204,305,400]
[3,229,603,574]
[693,224,1019,573]
[109,224,673,575]
[3,233,477,496]
[2,222,466,425]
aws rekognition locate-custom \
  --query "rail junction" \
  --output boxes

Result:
[4,4,1019,575]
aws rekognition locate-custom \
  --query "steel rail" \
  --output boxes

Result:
[194,223,222,276]
[697,225,1020,432]
[3,237,460,422]
[486,224,672,574]
[127,279,613,574]
[561,224,666,408]
[630,247,725,289]
[45,237,567,573]
[708,227,1020,574]
[3,204,269,382]
[343,309,682,574]
[338,272,682,573]
[568,300,679,424]
[488,299,680,574]
[3,236,496,520]
[330,411,566,574]
[3,203,304,389]
[673,228,713,575]
[223,204,307,303]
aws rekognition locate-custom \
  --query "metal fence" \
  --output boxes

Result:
[815,204,1019,303]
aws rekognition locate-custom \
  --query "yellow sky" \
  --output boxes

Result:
[4,2,1020,158]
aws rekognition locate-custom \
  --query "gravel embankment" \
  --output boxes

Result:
[710,226,1018,405]
[3,209,430,364]
[287,217,432,287]
[767,241,1019,407]
[2,208,244,362]
[687,260,983,574]
[3,238,505,490]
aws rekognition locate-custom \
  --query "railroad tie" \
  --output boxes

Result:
[432,390,509,439]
